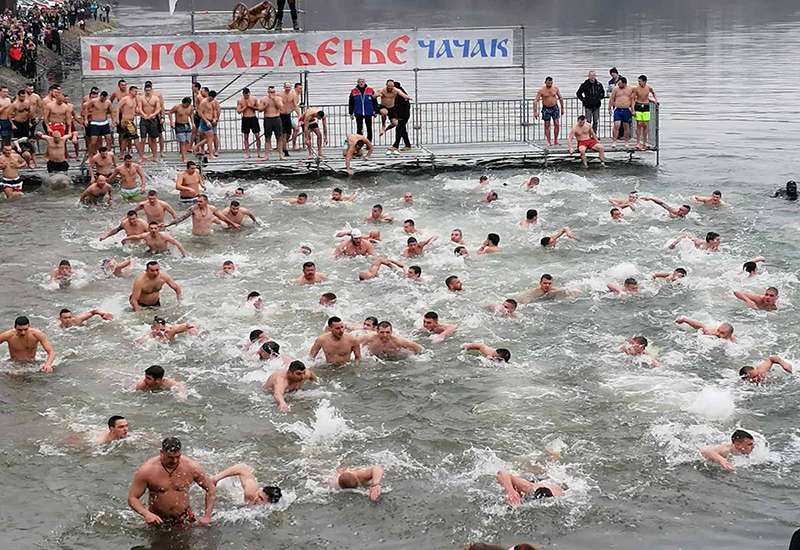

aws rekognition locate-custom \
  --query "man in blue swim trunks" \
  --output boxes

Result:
[534,77,565,146]
[608,77,635,148]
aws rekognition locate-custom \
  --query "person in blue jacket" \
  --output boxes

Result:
[348,78,378,142]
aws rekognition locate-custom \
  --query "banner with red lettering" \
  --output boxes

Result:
[81,28,516,77]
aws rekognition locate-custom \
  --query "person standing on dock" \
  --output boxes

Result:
[260,85,284,160]
[533,77,564,146]
[117,86,145,162]
[167,97,195,163]
[138,83,162,161]
[237,88,263,159]
[278,82,301,157]
[575,71,606,134]
[348,78,377,143]
[608,77,635,148]
[632,75,659,150]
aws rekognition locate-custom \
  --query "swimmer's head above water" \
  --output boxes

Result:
[258,340,280,360]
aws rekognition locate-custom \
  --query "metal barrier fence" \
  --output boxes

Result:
[152,96,658,154]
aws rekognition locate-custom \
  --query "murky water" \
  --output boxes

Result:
[3,1,800,549]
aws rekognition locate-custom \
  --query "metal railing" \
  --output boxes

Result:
[128,96,658,155]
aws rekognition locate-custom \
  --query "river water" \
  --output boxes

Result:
[3,1,800,549]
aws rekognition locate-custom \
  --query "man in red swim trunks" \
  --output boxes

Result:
[568,114,606,169]
[128,437,216,527]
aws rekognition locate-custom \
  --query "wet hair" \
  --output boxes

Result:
[332,187,343,194]
[230,200,240,207]
[766,286,779,295]
[731,429,753,442]
[146,260,159,269]
[409,265,422,276]
[532,487,554,499]
[59,308,71,316]
[619,76,627,84]
[321,292,337,302]
[743,261,757,273]
[454,246,467,255]
[681,204,692,212]
[545,76,553,82]
[786,180,797,196]
[152,316,167,325]
[540,237,552,246]
[372,204,382,211]
[148,221,159,227]
[377,321,392,329]
[719,322,734,335]
[424,311,438,321]
[161,436,181,452]
[260,341,280,357]
[364,316,378,327]
[14,316,30,327]
[223,260,234,266]
[108,415,125,428]
[249,329,264,342]
[242,87,250,94]
[624,277,637,286]
[632,336,648,347]
[288,360,306,372]
[577,115,586,121]
[247,291,261,300]
[407,237,418,244]
[479,175,489,182]
[403,219,415,226]
[123,154,132,160]
[145,365,165,379]
[496,348,511,362]
[327,316,342,327]
[488,191,498,200]
[540,274,553,281]
[445,275,458,287]
[739,366,754,379]
[486,233,500,246]
[638,74,647,82]
[712,190,722,197]
[59,259,71,267]
[262,485,282,503]
[181,96,191,104]
[705,231,720,242]
[526,209,537,220]
[675,267,688,275]
[298,192,308,198]
[338,472,359,489]
[303,261,315,269]
[99,146,108,153]
[611,207,621,215]
[504,298,518,309]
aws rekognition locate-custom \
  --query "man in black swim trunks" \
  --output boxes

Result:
[129,260,182,311]
[236,88,263,159]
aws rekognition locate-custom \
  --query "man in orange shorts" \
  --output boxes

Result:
[567,115,605,169]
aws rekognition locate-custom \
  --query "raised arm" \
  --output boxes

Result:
[463,342,493,356]
[212,463,251,485]
[767,354,793,374]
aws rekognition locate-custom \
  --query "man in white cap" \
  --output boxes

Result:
[334,228,374,257]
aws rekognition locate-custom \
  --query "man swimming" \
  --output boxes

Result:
[445,275,464,291]
[540,227,577,248]
[79,175,113,206]
[264,360,317,413]
[330,464,385,502]
[51,259,74,285]
[610,207,624,221]
[450,228,465,244]
[100,210,149,241]
[477,233,502,254]
[402,219,418,234]
[135,190,177,224]
[675,316,735,341]
[334,229,374,257]
[403,236,437,257]
[273,192,308,205]
[485,299,518,318]
[221,200,259,227]
[130,261,182,311]
[739,355,792,383]
[165,195,240,236]
[463,342,511,362]
[520,210,538,228]
[331,187,356,202]
[517,274,571,303]
[211,463,282,505]
[700,430,755,472]
[366,203,393,223]
[421,311,457,342]
[0,315,56,372]
[621,336,659,367]
[357,257,420,281]
[691,190,725,207]
[148,316,198,343]
[96,415,129,444]
[669,232,720,251]
[742,257,766,277]
[122,222,187,256]
[358,321,422,358]
[102,258,134,277]
[297,261,326,284]
[734,287,779,311]
[58,308,113,328]
[641,196,691,218]
[651,268,687,281]
[135,365,186,394]
[495,470,564,506]
[609,191,638,211]
[309,317,361,365]
[607,277,639,294]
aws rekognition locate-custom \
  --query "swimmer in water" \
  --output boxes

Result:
[219,260,236,276]
[273,192,308,205]
[517,274,572,303]
[247,329,270,351]
[366,203,393,223]
[402,219,418,234]
[675,317,736,341]
[300,244,312,255]
[463,342,511,362]
[122,222,187,257]
[651,267,687,281]
[479,175,489,185]
[621,335,660,367]
[739,355,792,383]
[334,228,375,257]
[668,231,721,251]
[477,233,501,254]
[402,191,413,204]
[211,463,282,505]
[609,191,638,211]
[610,207,623,221]
[454,246,469,257]
[607,277,639,294]
[734,287,778,311]
[359,321,422,358]
[135,190,177,225]
[485,190,499,203]
[58,308,113,328]
[148,316,198,343]
[100,211,149,242]
[403,236,436,257]
[486,298,518,318]
[79,175,113,206]
[0,315,56,373]
[362,317,379,331]
[319,292,337,306]
[129,261,181,311]
[692,190,726,207]
[135,365,186,394]
[96,415,129,444]
[422,311,457,342]
[221,200,259,227]
[495,470,564,506]
[540,227,577,248]
[700,429,754,472]
[450,228,465,244]
[525,176,540,189]
[640,195,691,218]
[264,360,317,413]
[358,257,420,281]
[330,464,384,502]
[742,257,766,277]
[297,261,326,284]
[331,187,357,202]
[247,291,263,310]
[224,187,245,198]
[520,209,538,228]
[773,180,797,200]
[257,340,284,361]
[445,275,464,291]
[51,259,74,285]
[309,316,361,365]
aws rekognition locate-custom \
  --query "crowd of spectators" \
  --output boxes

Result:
[0,0,110,78]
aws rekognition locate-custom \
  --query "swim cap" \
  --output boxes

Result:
[350,229,362,238]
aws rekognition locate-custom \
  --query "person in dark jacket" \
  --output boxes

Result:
[348,78,378,142]
[390,81,411,152]
[576,70,606,134]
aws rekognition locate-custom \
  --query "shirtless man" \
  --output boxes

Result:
[212,463,282,505]
[609,191,638,211]
[344,133,373,175]
[534,77,565,146]
[0,86,14,145]
[51,260,74,285]
[135,365,186,393]
[166,195,239,236]
[377,79,410,136]
[403,236,436,257]
[97,415,129,444]
[85,91,114,157]
[25,83,43,139]
[641,195,690,218]
[421,311,457,342]
[540,227,577,248]
[651,267,687,281]
[168,97,195,163]
[79,175,113,205]
[477,233,501,255]
[359,321,422,358]
[568,115,606,168]
[127,437,215,526]
[88,146,116,182]
[100,210,149,240]
[138,83,162,160]
[608,76,635,147]
[309,316,361,365]
[520,209,538,228]
[496,470,564,506]
[607,277,639,294]
[102,258,135,277]
[43,90,76,146]
[35,128,74,174]
[0,316,56,372]
[58,308,113,328]
[9,89,32,141]
[743,257,766,277]
[331,187,357,202]
[450,229,465,245]
[221,200,258,227]
[699,430,754,472]
[256,86,282,160]
[117,86,145,161]
[112,154,147,201]
[669,231,721,251]
[123,222,187,256]
[145,81,168,155]
[330,465,384,502]
[194,92,217,158]
[148,316,197,343]
[463,342,511,362]
[175,161,204,205]
[264,360,317,412]
[675,316,735,341]
[278,82,301,156]
[366,203,392,223]
[632,75,659,150]
[621,335,660,367]
[297,261,326,284]
[692,190,725,207]
[357,257,420,281]
[334,229,374,257]
[300,107,328,159]
[130,261,182,311]
[236,88,262,158]
[0,143,27,199]
[273,191,308,205]
[734,287,779,311]
[486,298,518,318]
[739,355,793,383]
[135,190,177,225]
